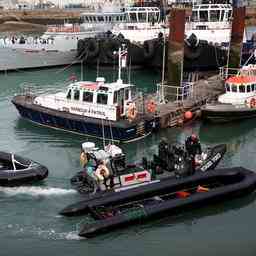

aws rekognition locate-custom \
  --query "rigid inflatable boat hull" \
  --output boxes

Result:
[78,167,256,237]
[0,151,48,186]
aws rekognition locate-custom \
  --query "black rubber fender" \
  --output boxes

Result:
[143,39,156,59]
[104,38,122,60]
[77,39,86,58]
[184,44,201,60]
[84,38,100,59]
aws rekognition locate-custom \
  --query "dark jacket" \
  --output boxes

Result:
[185,136,202,156]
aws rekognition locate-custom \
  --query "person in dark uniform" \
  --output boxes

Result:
[185,134,202,175]
[185,133,202,157]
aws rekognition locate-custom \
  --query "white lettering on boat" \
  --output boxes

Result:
[70,106,106,116]
[201,152,221,172]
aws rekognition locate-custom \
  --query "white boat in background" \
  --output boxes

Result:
[185,3,234,44]
[201,64,256,122]
[111,6,168,43]
[0,1,127,72]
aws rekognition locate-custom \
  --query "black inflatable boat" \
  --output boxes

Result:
[61,167,256,237]
[76,167,256,237]
[70,143,226,195]
[0,151,48,186]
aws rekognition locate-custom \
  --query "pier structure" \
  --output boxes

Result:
[227,6,246,69]
[146,4,245,129]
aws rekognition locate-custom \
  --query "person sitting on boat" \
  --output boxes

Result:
[80,147,88,168]
[80,147,95,176]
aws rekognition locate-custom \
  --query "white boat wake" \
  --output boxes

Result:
[0,186,77,197]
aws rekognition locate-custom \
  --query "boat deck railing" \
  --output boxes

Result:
[156,82,194,102]
[20,83,64,97]
[219,66,240,80]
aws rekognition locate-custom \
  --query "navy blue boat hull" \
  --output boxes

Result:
[12,95,157,142]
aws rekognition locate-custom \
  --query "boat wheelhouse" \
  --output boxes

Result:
[185,3,232,44]
[111,6,168,43]
[201,65,256,122]
[218,65,256,105]
[34,76,135,122]
[12,47,157,142]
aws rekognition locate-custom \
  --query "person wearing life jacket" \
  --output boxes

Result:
[80,146,96,177]
[80,148,89,168]
[94,160,112,189]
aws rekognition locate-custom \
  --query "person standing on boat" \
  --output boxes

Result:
[185,133,202,157]
[185,133,202,174]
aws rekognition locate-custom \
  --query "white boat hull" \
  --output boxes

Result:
[0,48,79,71]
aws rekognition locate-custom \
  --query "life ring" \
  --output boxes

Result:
[250,98,256,108]
[127,103,137,121]
[147,100,157,113]
[95,164,110,182]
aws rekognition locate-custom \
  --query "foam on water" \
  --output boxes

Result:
[0,186,77,197]
[6,223,83,240]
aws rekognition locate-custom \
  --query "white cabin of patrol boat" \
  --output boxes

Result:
[218,65,256,105]
[34,76,136,122]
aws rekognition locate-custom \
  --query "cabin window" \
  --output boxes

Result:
[252,84,255,91]
[73,89,80,100]
[199,11,208,22]
[125,89,129,100]
[67,89,72,99]
[155,12,159,22]
[191,11,199,22]
[99,86,108,92]
[148,13,154,23]
[138,12,147,22]
[114,91,118,104]
[231,85,237,92]
[239,85,245,93]
[97,93,108,105]
[210,10,220,22]
[228,10,232,20]
[221,10,225,21]
[98,16,104,22]
[83,91,93,102]
[130,13,137,22]
[247,85,251,93]
[225,83,230,92]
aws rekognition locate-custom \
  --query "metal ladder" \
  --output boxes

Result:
[136,121,145,136]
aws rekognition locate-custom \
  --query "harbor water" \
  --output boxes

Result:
[1,66,256,255]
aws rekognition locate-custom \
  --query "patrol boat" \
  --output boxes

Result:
[12,47,157,142]
[201,64,256,122]
[69,141,226,195]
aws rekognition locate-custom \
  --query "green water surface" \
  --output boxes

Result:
[0,65,256,256]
